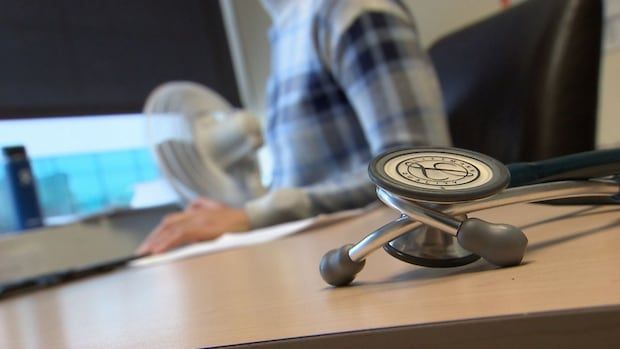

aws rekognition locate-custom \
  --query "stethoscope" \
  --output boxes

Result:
[320,147,620,286]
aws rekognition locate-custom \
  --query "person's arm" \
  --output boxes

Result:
[138,9,453,253]
[137,198,250,255]
[328,10,451,154]
[246,9,451,229]
[244,169,375,228]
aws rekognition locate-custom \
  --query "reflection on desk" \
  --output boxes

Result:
[0,203,619,348]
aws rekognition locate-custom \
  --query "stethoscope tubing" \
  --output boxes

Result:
[507,148,620,187]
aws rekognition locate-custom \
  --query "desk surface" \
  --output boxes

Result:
[0,203,619,348]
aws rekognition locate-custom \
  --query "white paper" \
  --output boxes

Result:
[130,179,180,209]
[130,204,375,268]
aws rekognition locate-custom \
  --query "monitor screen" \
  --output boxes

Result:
[0,0,241,118]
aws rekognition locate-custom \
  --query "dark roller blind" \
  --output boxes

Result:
[0,0,241,119]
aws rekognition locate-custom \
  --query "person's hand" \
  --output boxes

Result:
[136,198,250,255]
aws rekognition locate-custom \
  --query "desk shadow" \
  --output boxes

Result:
[518,205,620,231]
[342,206,620,289]
[527,218,620,253]
[353,260,532,288]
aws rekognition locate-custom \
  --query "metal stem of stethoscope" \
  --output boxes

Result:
[319,179,619,287]
[348,180,619,261]
[320,146,620,287]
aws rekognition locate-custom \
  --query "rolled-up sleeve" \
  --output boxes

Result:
[245,10,450,229]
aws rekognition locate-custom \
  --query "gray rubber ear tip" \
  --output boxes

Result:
[319,244,366,287]
[457,218,528,267]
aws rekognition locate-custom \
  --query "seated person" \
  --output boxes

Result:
[137,0,451,254]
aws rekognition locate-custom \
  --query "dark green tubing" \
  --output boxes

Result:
[507,148,620,204]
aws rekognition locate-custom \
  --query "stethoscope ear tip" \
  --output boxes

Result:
[456,218,528,267]
[319,244,365,287]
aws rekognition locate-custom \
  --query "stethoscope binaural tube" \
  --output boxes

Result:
[507,148,620,188]
[319,147,620,287]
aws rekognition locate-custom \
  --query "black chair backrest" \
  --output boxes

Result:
[428,0,603,163]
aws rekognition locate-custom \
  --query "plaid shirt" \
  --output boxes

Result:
[245,0,450,228]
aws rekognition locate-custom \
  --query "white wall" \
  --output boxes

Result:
[224,0,619,148]
[598,50,620,148]
[601,0,620,148]
[220,0,272,116]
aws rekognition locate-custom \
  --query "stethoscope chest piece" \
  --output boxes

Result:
[321,146,619,287]
[369,147,511,267]
[369,147,511,204]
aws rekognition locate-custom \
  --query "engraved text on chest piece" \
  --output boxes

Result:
[396,156,480,188]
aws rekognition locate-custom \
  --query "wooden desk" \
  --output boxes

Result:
[0,203,619,348]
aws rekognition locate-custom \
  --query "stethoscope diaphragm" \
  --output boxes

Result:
[369,147,510,203]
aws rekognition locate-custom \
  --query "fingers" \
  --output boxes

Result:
[136,201,240,255]
[136,212,187,255]
[188,197,224,211]
[148,228,189,254]
[137,225,191,255]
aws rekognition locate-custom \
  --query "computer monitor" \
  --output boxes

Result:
[0,0,241,119]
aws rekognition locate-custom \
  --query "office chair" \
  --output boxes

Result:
[428,0,603,163]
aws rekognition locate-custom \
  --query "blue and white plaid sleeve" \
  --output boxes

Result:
[303,11,451,212]
[245,10,450,228]
[331,11,451,154]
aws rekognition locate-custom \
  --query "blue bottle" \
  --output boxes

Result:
[2,146,43,231]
